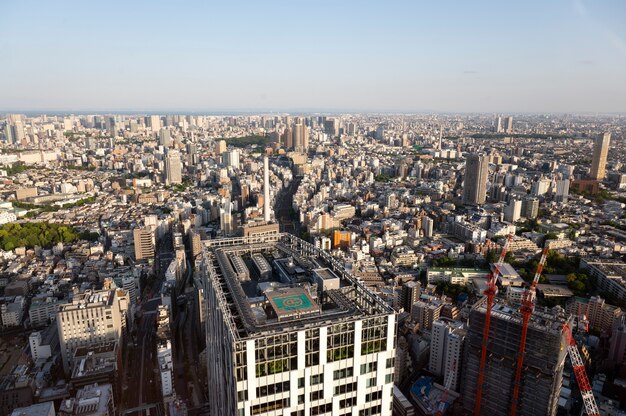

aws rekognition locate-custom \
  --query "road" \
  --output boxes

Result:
[274,175,302,235]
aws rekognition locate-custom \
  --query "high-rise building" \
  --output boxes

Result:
[521,197,539,219]
[428,319,465,392]
[504,199,522,223]
[57,290,127,373]
[201,234,396,416]
[495,116,503,133]
[133,227,155,260]
[148,115,161,132]
[263,156,271,223]
[4,124,14,144]
[460,302,568,415]
[555,178,570,203]
[165,151,182,184]
[159,128,171,147]
[463,154,489,205]
[608,316,626,369]
[504,116,513,133]
[590,132,610,180]
[216,139,227,156]
[400,281,420,312]
[281,127,293,150]
[422,216,434,238]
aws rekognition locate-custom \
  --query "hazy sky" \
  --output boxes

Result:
[0,0,625,113]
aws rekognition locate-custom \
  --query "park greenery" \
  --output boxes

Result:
[0,222,99,251]
[435,281,472,299]
[374,174,394,182]
[2,162,30,176]
[225,135,272,148]
[13,197,97,218]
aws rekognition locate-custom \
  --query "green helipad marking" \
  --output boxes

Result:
[273,293,312,312]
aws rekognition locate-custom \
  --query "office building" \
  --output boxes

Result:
[165,150,182,185]
[57,290,127,373]
[201,233,396,416]
[495,116,503,133]
[148,115,161,132]
[10,402,55,416]
[58,383,115,416]
[565,296,623,334]
[463,154,489,205]
[580,259,626,306]
[555,178,569,203]
[428,319,465,392]
[281,127,293,150]
[590,133,610,180]
[504,199,522,223]
[133,227,155,261]
[422,216,434,238]
[504,116,513,133]
[159,128,171,147]
[521,197,539,219]
[608,317,626,369]
[400,281,420,312]
[461,302,568,415]
[263,156,271,223]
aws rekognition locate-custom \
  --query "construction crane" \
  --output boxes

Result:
[435,360,457,416]
[509,245,550,416]
[473,233,513,415]
[562,322,600,416]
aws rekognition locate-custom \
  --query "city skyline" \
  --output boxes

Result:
[1,1,625,113]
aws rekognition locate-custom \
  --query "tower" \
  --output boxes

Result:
[590,133,610,180]
[165,151,182,184]
[463,154,489,205]
[263,156,271,223]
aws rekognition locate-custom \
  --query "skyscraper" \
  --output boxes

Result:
[281,126,293,150]
[202,234,396,416]
[461,302,568,415]
[495,116,503,133]
[463,154,489,205]
[590,132,610,180]
[165,151,182,184]
[263,156,271,223]
[159,128,171,147]
[504,116,513,133]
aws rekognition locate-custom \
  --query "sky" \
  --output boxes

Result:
[0,0,625,113]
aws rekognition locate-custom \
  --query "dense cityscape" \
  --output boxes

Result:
[0,112,624,416]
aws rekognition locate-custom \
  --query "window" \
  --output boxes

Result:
[385,374,393,384]
[310,389,324,401]
[256,381,289,398]
[333,367,354,380]
[298,377,305,388]
[386,358,394,369]
[366,377,377,388]
[339,397,357,408]
[311,374,323,385]
[365,390,383,402]
[237,390,248,401]
[360,362,377,374]
[359,405,382,416]
[310,403,333,415]
[251,398,289,415]
[334,382,357,396]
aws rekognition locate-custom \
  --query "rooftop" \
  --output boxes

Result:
[10,402,54,416]
[203,233,393,340]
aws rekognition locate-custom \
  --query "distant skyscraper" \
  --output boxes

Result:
[159,128,171,147]
[495,116,503,133]
[165,151,183,184]
[504,116,513,133]
[149,115,161,131]
[463,154,489,205]
[281,126,293,149]
[4,124,14,143]
[504,199,522,222]
[263,156,271,223]
[555,178,570,203]
[590,133,610,180]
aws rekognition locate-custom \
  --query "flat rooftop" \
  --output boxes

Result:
[203,233,393,339]
[267,287,319,321]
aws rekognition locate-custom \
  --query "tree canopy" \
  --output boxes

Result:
[0,222,98,251]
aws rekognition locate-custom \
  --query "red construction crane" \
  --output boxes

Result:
[509,245,550,416]
[562,323,600,416]
[473,233,513,415]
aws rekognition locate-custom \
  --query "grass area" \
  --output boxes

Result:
[224,134,272,148]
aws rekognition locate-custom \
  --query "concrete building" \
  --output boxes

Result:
[429,319,465,392]
[201,233,396,416]
[165,150,182,185]
[10,402,54,416]
[590,133,610,180]
[57,290,126,373]
[157,339,174,399]
[412,300,443,330]
[400,281,420,313]
[504,199,522,223]
[565,296,623,334]
[28,332,51,362]
[461,302,569,416]
[133,227,155,261]
[58,383,114,416]
[521,197,539,219]
[608,316,626,369]
[463,154,489,205]
[580,260,626,307]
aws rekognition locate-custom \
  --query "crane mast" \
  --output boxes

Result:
[562,323,600,416]
[509,245,549,416]
[473,233,512,415]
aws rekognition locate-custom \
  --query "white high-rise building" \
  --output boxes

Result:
[428,319,466,392]
[165,151,182,185]
[202,234,396,416]
[263,156,271,223]
[555,178,570,203]
[504,199,522,223]
[531,178,551,196]
[422,216,434,238]
[57,289,127,373]
[158,339,174,398]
